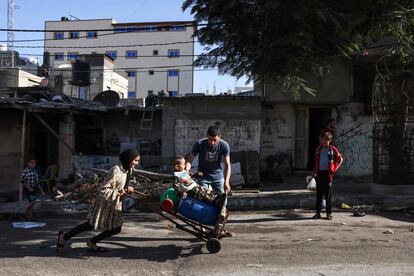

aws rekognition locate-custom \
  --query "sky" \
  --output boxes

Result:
[0,0,252,94]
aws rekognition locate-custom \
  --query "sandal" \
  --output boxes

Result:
[56,231,66,253]
[220,230,234,238]
[86,241,108,253]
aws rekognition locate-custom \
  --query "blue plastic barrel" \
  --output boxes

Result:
[177,196,219,226]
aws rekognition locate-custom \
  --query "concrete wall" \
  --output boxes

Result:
[263,58,352,104]
[58,114,75,178]
[261,104,294,158]
[0,111,23,193]
[259,102,372,177]
[45,19,194,98]
[0,69,42,90]
[174,119,261,156]
[49,58,127,100]
[161,97,262,162]
[334,103,373,177]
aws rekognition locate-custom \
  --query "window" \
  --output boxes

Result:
[127,91,136,98]
[168,70,179,77]
[168,49,180,58]
[54,53,64,61]
[105,51,117,59]
[86,31,98,38]
[67,52,78,61]
[168,91,178,97]
[141,25,158,32]
[127,71,136,77]
[54,32,64,40]
[149,70,154,75]
[69,32,79,39]
[125,50,138,58]
[153,50,159,56]
[78,86,89,100]
[114,27,127,33]
[126,27,138,32]
[170,26,186,31]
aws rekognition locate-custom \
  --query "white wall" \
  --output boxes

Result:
[45,19,194,99]
[334,103,373,176]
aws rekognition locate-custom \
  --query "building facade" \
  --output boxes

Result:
[44,18,195,99]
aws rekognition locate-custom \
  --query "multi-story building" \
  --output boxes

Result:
[44,18,195,99]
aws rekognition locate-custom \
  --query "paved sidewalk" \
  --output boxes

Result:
[1,175,413,217]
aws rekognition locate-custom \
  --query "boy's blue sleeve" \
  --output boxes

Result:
[222,141,230,156]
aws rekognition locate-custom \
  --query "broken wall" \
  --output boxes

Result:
[161,97,262,162]
[0,111,22,193]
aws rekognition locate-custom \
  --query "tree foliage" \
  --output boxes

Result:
[183,0,414,95]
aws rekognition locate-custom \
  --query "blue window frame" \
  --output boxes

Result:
[69,32,79,39]
[168,70,179,77]
[126,50,138,58]
[168,91,178,97]
[168,49,180,58]
[54,32,64,40]
[54,53,64,61]
[128,91,136,98]
[127,71,136,77]
[86,31,97,38]
[105,51,117,59]
[67,53,78,61]
[126,27,138,32]
[141,25,158,32]
[114,27,127,33]
[170,26,186,31]
[78,86,89,100]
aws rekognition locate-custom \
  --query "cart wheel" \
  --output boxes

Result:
[206,238,221,253]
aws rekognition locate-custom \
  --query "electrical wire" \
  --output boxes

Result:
[10,40,195,49]
[16,53,209,58]
[0,22,204,33]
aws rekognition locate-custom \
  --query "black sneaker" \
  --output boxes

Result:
[312,213,321,219]
[327,214,333,220]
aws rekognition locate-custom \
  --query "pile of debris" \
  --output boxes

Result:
[54,169,176,204]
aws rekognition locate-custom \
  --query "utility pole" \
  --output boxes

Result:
[7,0,16,68]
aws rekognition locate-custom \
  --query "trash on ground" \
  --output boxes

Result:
[246,264,263,268]
[341,203,352,209]
[383,229,394,234]
[12,221,47,229]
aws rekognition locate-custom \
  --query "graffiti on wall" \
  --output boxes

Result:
[260,106,293,157]
[174,119,261,156]
[335,116,372,176]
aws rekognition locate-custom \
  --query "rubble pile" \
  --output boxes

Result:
[131,171,176,199]
[54,169,176,203]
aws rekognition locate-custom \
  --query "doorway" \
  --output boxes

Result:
[308,107,331,170]
[294,107,331,170]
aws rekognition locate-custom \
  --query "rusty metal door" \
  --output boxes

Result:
[294,107,309,169]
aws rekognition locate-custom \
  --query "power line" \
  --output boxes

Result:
[0,22,202,33]
[0,65,219,73]
[17,52,210,58]
[10,40,195,49]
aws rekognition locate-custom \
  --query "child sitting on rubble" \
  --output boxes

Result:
[172,155,225,205]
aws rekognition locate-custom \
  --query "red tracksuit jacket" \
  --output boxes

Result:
[313,145,343,182]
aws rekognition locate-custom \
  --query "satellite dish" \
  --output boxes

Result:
[93,90,120,106]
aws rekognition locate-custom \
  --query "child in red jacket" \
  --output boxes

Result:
[313,132,343,220]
